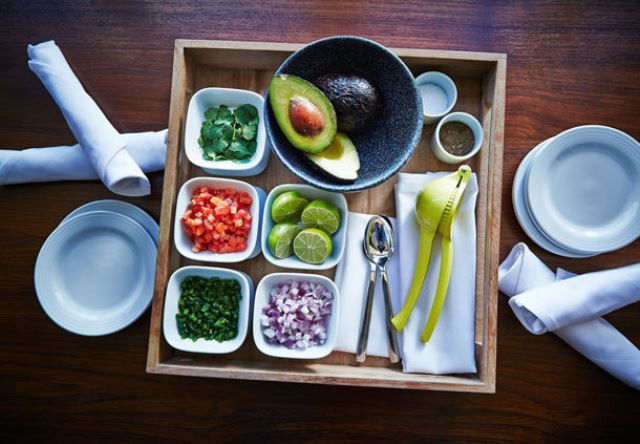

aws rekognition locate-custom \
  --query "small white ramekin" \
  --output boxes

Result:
[174,177,265,263]
[415,71,458,124]
[163,265,253,354]
[431,112,484,164]
[184,87,269,176]
[261,184,347,270]
[252,272,340,360]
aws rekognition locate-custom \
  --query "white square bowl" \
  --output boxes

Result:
[252,273,340,359]
[261,184,348,270]
[163,265,254,354]
[185,87,269,176]
[174,177,265,263]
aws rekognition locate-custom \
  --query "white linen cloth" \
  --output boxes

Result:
[27,40,151,196]
[394,172,478,374]
[334,212,401,358]
[0,130,167,185]
[499,242,640,390]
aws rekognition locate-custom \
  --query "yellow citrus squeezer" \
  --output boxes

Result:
[391,165,472,342]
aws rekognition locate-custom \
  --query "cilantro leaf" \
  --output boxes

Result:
[228,139,248,155]
[211,137,230,154]
[204,106,218,121]
[227,139,254,160]
[213,123,234,141]
[214,105,234,125]
[241,120,258,141]
[234,104,258,125]
[200,121,217,144]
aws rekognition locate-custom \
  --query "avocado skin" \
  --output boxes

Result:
[314,74,379,133]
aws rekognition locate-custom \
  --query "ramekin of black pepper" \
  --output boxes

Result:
[431,112,484,164]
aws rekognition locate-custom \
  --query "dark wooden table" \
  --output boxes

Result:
[1,1,638,442]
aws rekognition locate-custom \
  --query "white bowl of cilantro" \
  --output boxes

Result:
[185,87,269,176]
[163,265,253,354]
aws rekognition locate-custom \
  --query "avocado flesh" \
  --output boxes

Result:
[306,132,360,181]
[269,75,337,153]
[315,74,379,132]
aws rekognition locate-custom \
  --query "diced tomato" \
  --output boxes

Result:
[214,206,230,216]
[182,187,252,253]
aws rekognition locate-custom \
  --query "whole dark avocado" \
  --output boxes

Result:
[314,74,379,132]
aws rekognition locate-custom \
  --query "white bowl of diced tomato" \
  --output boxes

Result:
[174,177,264,263]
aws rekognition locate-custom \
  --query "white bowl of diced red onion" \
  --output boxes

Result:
[252,273,340,359]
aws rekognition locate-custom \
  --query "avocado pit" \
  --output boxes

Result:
[289,96,326,136]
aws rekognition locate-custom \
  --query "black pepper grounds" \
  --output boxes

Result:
[439,121,475,156]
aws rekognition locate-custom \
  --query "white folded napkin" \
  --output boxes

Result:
[0,130,167,185]
[394,172,478,374]
[499,243,640,390]
[334,212,401,358]
[510,262,640,335]
[28,40,151,196]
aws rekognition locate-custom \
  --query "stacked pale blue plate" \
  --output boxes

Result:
[513,125,640,258]
[34,200,158,335]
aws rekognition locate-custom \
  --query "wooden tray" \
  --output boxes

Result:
[147,39,505,393]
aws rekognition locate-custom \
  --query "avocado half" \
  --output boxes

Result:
[315,74,379,133]
[306,132,360,181]
[269,75,337,153]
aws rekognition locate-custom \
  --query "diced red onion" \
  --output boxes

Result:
[261,280,333,350]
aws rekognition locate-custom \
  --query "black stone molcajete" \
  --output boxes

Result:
[264,36,423,193]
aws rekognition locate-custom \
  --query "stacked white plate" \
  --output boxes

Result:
[34,200,158,335]
[513,125,640,258]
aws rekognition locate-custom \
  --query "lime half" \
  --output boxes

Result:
[271,191,309,223]
[268,222,302,259]
[300,200,341,234]
[293,228,333,264]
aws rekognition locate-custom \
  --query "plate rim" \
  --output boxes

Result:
[61,199,159,244]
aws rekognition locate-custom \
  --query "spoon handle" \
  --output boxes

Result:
[356,263,377,362]
[381,269,401,363]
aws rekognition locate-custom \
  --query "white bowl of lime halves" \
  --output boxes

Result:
[261,184,348,270]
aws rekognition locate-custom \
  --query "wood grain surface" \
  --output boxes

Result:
[0,1,638,442]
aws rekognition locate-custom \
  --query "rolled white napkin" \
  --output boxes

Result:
[510,263,640,335]
[499,243,640,390]
[0,130,167,185]
[394,172,478,374]
[334,212,401,358]
[28,40,150,196]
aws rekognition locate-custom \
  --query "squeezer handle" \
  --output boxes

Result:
[391,227,435,332]
[421,235,454,342]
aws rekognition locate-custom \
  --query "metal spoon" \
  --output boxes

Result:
[356,215,400,363]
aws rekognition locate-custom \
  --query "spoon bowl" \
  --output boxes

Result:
[363,215,394,269]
